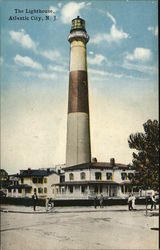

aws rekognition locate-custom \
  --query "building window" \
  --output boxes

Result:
[128,173,133,180]
[44,187,47,193]
[69,186,73,193]
[81,186,86,193]
[38,187,43,194]
[44,178,47,183]
[95,172,102,180]
[18,188,22,193]
[80,172,86,180]
[133,186,139,192]
[94,186,98,193]
[121,172,127,180]
[106,172,112,180]
[121,185,124,193]
[32,177,37,183]
[60,175,65,183]
[52,189,54,194]
[38,178,43,184]
[69,173,74,181]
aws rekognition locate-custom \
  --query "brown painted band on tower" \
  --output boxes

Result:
[68,70,89,114]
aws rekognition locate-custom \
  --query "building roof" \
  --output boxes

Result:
[0,169,8,176]
[18,169,57,177]
[63,162,131,171]
[8,184,32,189]
[53,180,118,186]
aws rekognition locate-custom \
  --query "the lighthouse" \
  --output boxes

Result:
[66,16,91,167]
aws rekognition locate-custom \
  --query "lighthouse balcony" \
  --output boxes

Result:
[68,30,89,43]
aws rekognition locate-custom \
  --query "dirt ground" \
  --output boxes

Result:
[1,205,159,250]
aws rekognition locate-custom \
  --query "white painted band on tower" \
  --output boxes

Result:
[70,41,87,71]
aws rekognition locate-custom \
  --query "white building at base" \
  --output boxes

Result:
[53,158,137,199]
[7,168,59,199]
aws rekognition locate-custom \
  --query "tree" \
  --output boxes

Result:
[128,119,159,191]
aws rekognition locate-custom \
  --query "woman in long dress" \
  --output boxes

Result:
[132,194,136,210]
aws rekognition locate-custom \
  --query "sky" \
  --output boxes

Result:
[1,0,158,174]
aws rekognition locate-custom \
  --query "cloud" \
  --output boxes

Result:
[126,48,152,62]
[0,57,3,65]
[89,66,150,81]
[48,64,67,73]
[58,3,62,8]
[61,1,86,24]
[38,72,57,80]
[40,50,62,61]
[14,55,42,70]
[122,61,157,75]
[23,71,57,80]
[89,68,123,79]
[89,51,94,55]
[148,26,158,36]
[1,83,67,173]
[106,11,116,25]
[48,6,57,15]
[90,12,129,44]
[9,29,37,50]
[88,54,107,65]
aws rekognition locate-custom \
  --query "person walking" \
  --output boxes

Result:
[46,198,55,212]
[151,195,156,210]
[128,194,133,211]
[94,195,98,209]
[32,192,38,211]
[132,194,136,210]
[100,194,104,208]
[46,197,50,212]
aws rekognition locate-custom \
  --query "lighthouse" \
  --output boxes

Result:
[66,16,91,167]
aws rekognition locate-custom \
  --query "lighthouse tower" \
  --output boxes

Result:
[66,16,91,167]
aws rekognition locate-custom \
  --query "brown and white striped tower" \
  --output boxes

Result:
[66,16,91,167]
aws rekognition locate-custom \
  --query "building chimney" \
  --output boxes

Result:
[66,16,91,167]
[92,157,97,163]
[110,158,115,166]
